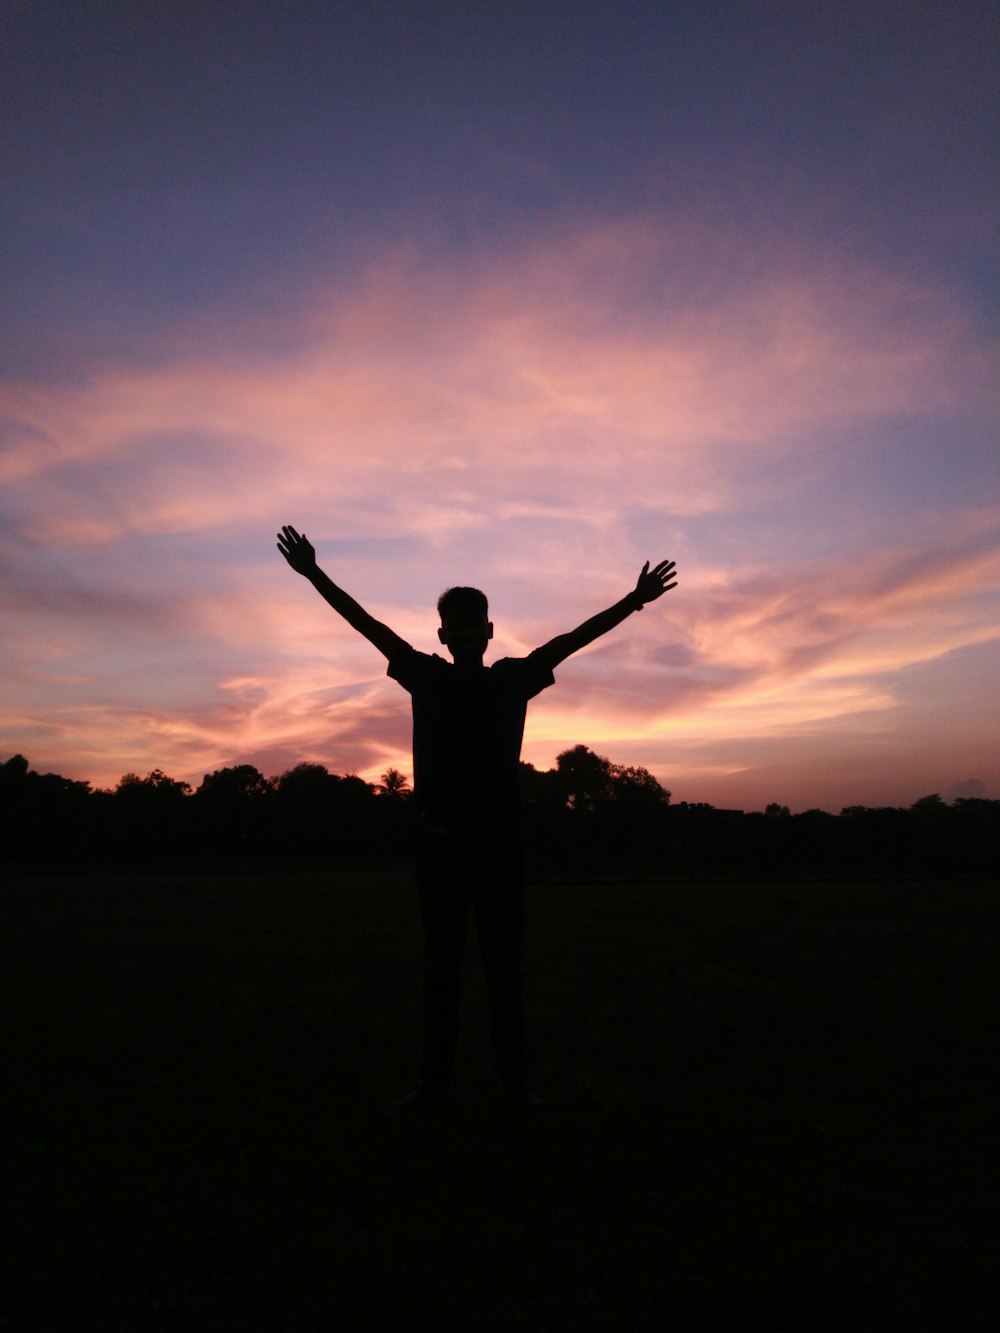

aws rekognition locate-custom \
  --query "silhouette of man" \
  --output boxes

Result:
[277,524,677,1111]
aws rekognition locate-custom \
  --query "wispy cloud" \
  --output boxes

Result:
[3,220,989,519]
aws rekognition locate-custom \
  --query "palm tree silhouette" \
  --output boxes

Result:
[378,767,411,798]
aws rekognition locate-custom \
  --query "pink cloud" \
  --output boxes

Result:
[2,219,990,539]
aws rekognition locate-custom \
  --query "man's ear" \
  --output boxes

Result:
[437,626,447,645]
[486,621,494,640]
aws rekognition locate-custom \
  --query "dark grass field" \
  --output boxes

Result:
[4,866,996,1331]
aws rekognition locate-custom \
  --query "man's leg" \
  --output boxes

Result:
[416,827,468,1092]
[473,822,527,1092]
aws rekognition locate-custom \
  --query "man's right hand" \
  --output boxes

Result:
[277,525,316,576]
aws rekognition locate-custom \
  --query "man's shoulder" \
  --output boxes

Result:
[388,643,444,664]
[491,650,555,693]
[491,648,551,671]
[387,644,446,686]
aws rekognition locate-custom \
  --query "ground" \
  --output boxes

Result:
[4,867,996,1330]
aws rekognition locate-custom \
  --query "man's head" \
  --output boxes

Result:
[437,586,493,664]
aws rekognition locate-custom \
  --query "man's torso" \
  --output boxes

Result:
[388,646,554,809]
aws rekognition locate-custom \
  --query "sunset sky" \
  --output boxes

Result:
[2,1,997,812]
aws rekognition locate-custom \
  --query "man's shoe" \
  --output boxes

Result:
[387,1082,448,1118]
[502,1083,547,1114]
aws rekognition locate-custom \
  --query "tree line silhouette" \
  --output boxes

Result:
[2,748,996,876]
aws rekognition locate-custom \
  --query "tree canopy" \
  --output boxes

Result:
[2,750,996,876]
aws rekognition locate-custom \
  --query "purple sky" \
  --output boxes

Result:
[2,1,997,810]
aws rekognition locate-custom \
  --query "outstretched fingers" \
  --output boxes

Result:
[276,525,312,568]
[642,557,678,598]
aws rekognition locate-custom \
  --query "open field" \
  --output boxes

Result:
[4,867,996,1331]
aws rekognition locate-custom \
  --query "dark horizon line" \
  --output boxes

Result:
[2,751,995,819]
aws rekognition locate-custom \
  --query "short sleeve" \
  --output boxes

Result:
[523,648,556,698]
[491,649,555,700]
[386,642,420,691]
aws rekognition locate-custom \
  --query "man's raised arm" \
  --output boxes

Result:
[534,559,677,671]
[276,525,408,661]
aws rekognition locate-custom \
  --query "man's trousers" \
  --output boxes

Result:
[415,809,527,1092]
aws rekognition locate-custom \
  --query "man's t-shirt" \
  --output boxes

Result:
[387,645,555,809]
